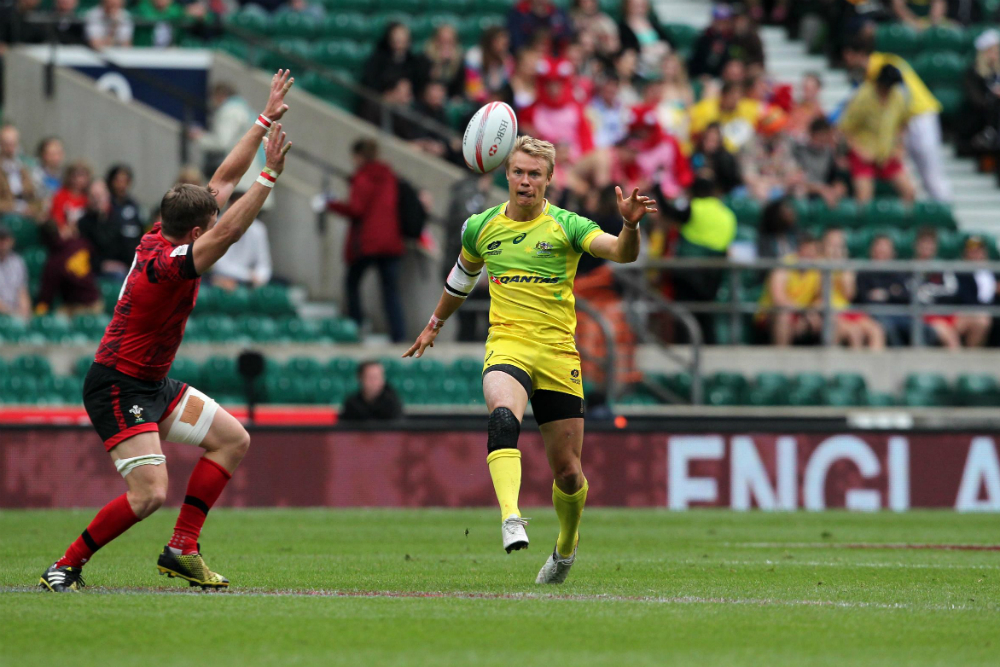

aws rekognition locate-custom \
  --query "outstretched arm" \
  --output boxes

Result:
[403,254,485,358]
[588,186,657,264]
[193,124,292,275]
[208,69,294,210]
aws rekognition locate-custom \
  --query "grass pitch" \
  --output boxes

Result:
[1,508,997,666]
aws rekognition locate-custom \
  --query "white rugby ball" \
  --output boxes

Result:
[462,101,518,174]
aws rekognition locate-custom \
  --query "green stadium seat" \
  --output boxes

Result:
[50,376,83,404]
[3,215,41,249]
[932,85,965,118]
[824,386,861,407]
[250,284,295,316]
[319,0,373,12]
[277,317,322,342]
[260,39,311,73]
[438,0,474,14]
[225,5,270,34]
[381,0,424,13]
[875,23,919,56]
[912,201,956,230]
[955,374,1000,407]
[921,25,967,53]
[937,230,965,259]
[74,355,94,377]
[215,287,251,315]
[23,246,46,280]
[201,356,243,394]
[788,372,825,406]
[450,357,481,379]
[72,313,110,340]
[211,36,249,61]
[327,357,359,378]
[867,391,897,407]
[321,317,359,342]
[0,315,29,342]
[321,12,367,39]
[662,373,692,401]
[904,373,951,404]
[29,314,70,342]
[663,23,699,51]
[705,384,741,406]
[459,15,504,45]
[192,286,219,315]
[863,199,908,228]
[749,372,789,406]
[481,0,514,14]
[12,354,53,378]
[814,200,861,230]
[913,51,967,86]
[0,375,40,403]
[169,357,201,386]
[830,372,867,395]
[235,315,279,342]
[99,279,123,314]
[300,71,358,111]
[314,376,348,404]
[726,197,761,227]
[196,315,235,342]
[271,10,320,38]
[285,356,324,378]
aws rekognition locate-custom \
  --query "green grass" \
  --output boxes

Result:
[1,509,998,666]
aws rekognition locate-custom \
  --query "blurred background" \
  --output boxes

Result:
[2,0,1000,510]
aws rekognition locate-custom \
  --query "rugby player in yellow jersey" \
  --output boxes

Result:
[404,136,656,584]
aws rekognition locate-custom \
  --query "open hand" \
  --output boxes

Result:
[616,186,657,226]
[263,69,294,121]
[403,323,441,358]
[264,123,292,174]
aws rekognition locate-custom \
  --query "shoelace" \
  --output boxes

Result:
[69,572,87,589]
[504,516,530,529]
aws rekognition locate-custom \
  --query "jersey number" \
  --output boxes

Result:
[118,254,138,301]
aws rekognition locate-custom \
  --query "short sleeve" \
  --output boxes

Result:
[566,212,603,255]
[147,242,199,283]
[460,218,483,263]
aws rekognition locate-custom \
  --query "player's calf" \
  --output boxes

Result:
[487,407,529,552]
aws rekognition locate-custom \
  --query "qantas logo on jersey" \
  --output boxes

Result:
[490,272,559,285]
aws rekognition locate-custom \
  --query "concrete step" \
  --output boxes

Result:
[652,0,711,26]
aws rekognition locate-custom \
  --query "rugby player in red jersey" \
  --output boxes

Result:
[39,70,295,592]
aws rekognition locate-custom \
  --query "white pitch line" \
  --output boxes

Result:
[0,586,991,612]
[724,542,1000,552]
[674,559,1000,571]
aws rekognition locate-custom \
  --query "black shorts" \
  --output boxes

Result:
[83,363,187,451]
[483,364,585,425]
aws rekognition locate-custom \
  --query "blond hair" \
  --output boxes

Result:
[506,135,556,176]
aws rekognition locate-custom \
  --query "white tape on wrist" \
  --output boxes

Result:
[257,168,277,189]
[444,259,482,299]
[255,114,273,130]
[429,314,444,330]
[115,454,166,478]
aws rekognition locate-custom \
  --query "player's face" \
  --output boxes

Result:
[506,152,552,209]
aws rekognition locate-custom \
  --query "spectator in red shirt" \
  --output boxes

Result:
[35,219,102,316]
[318,139,406,342]
[48,160,92,238]
[520,57,594,163]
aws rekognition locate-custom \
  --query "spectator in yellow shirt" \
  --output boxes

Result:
[843,36,951,201]
[688,81,763,154]
[841,64,916,204]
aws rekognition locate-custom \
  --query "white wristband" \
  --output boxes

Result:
[257,168,277,189]
[255,114,273,130]
[429,315,444,330]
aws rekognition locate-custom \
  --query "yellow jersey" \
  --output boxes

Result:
[461,200,603,349]
[867,52,942,116]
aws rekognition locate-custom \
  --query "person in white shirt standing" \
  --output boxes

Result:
[85,0,134,49]
[209,190,273,290]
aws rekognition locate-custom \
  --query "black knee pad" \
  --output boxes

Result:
[487,407,520,453]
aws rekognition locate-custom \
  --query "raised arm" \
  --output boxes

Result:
[193,124,292,276]
[403,254,485,358]
[588,186,657,264]
[207,70,294,210]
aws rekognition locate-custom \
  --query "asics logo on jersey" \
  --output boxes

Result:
[513,233,527,244]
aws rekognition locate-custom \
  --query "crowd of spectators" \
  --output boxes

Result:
[5,0,1000,350]
[0,112,275,321]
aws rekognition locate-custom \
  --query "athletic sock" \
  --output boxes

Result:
[56,493,140,568]
[487,449,522,520]
[552,478,588,559]
[169,457,232,555]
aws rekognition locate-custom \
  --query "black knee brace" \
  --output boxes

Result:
[487,407,520,453]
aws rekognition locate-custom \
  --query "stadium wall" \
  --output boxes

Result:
[4,428,998,511]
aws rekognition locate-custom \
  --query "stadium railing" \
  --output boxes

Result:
[622,257,1000,347]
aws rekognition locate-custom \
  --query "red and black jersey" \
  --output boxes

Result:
[95,222,200,382]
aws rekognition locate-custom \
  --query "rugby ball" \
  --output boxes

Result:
[462,101,518,174]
